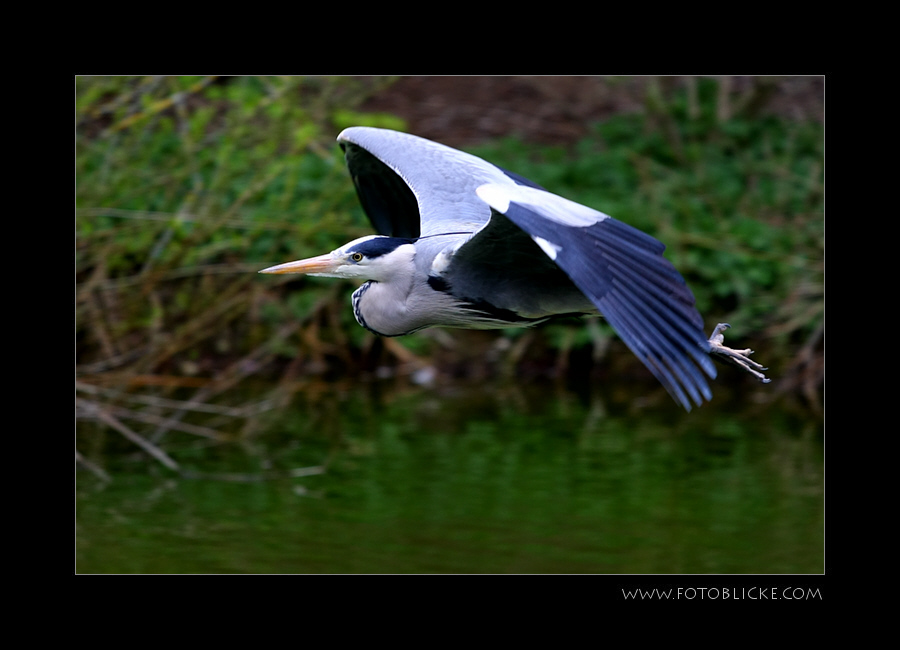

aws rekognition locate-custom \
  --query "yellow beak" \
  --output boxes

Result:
[258,253,338,276]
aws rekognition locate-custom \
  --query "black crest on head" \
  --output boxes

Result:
[348,237,415,259]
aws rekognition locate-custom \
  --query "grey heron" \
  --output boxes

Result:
[261,127,769,410]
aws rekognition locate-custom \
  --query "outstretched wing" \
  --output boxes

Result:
[475,183,716,411]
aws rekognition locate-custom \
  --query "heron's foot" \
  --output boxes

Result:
[708,323,771,384]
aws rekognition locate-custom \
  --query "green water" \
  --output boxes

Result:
[75,382,823,574]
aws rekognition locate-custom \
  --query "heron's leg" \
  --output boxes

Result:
[708,323,771,383]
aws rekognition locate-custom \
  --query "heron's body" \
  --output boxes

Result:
[261,127,769,410]
[346,233,595,337]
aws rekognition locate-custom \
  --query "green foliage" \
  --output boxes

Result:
[77,76,384,375]
[331,108,407,132]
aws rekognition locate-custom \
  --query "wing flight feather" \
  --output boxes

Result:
[476,183,716,410]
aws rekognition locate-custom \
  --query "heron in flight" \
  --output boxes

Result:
[261,127,769,410]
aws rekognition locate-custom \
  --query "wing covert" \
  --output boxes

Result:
[338,127,519,237]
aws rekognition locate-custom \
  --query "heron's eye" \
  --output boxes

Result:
[350,252,364,262]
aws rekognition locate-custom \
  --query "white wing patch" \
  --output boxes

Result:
[475,184,511,213]
[475,183,610,227]
[532,236,561,260]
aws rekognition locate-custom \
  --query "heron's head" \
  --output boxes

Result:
[259,235,416,282]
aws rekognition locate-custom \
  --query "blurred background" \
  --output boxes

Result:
[76,76,824,574]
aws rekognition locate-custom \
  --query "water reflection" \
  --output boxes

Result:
[76,380,823,573]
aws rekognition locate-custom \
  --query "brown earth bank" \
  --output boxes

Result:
[359,76,823,147]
